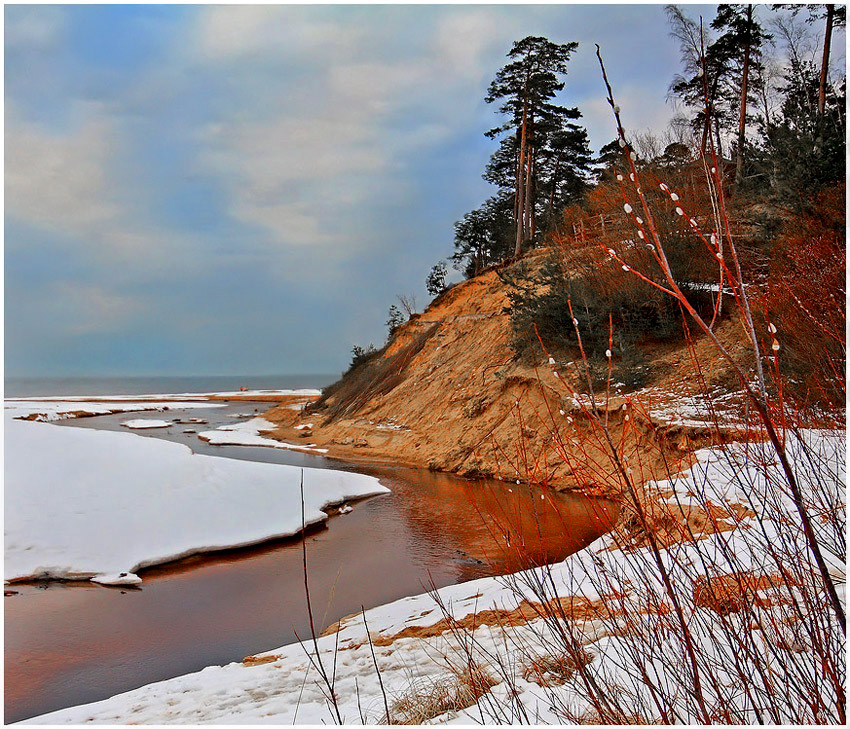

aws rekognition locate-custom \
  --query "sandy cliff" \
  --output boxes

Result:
[264,256,750,494]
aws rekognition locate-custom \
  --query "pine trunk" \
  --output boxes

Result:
[735,4,752,185]
[515,99,528,258]
[818,4,835,119]
[526,120,535,243]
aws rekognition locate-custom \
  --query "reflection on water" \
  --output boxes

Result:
[4,404,617,722]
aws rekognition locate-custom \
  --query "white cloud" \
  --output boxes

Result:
[53,282,145,336]
[194,5,363,62]
[5,105,121,234]
[5,5,65,50]
[5,104,193,266]
[190,7,488,254]
[433,10,506,83]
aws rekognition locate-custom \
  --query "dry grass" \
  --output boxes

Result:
[522,650,593,687]
[388,663,497,724]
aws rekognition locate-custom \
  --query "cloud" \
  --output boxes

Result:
[193,5,364,63]
[5,104,120,235]
[4,102,200,270]
[433,9,506,83]
[4,5,65,50]
[54,282,145,336]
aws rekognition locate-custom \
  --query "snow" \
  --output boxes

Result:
[10,389,321,402]
[4,414,388,584]
[120,419,172,429]
[91,572,143,586]
[24,429,843,724]
[4,400,224,422]
[199,417,328,454]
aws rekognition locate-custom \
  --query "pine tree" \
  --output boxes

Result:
[484,36,589,255]
[775,4,846,119]
[667,3,770,176]
[450,195,513,278]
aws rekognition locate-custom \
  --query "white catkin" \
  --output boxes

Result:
[553,371,559,378]
[616,173,624,181]
[768,323,777,334]
[618,138,626,148]
[675,207,684,216]
[660,182,669,192]
[772,340,780,352]
[670,193,679,201]
[622,265,630,272]
[548,356,556,365]
[629,173,635,181]
[614,104,621,113]
[630,151,637,161]
[638,230,645,239]
[606,349,612,358]
[716,252,723,260]
[559,409,565,416]
[635,216,643,224]
[623,203,633,213]
[607,248,616,255]
[572,318,579,326]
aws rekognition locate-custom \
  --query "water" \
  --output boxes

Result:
[3,374,337,398]
[4,398,617,722]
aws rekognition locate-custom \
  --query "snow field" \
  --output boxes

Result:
[23,429,845,724]
[4,402,388,585]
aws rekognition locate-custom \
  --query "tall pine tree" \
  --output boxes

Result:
[484,36,591,256]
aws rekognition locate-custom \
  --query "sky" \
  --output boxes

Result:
[2,1,785,378]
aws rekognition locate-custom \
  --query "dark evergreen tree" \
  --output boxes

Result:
[484,36,591,255]
[425,261,448,297]
[386,305,404,336]
[450,194,514,278]
[755,59,846,208]
[593,139,625,181]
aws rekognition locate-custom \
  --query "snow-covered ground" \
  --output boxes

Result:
[4,401,388,585]
[22,428,845,724]
[8,388,321,402]
[4,399,225,422]
[199,417,329,454]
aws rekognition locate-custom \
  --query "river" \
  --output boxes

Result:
[4,399,617,722]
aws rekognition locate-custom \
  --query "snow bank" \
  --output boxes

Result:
[11,389,321,402]
[4,400,224,422]
[199,417,328,454]
[24,429,844,724]
[4,416,388,584]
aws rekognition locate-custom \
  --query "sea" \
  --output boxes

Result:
[3,374,338,398]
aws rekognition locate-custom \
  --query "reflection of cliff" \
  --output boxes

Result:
[375,465,618,579]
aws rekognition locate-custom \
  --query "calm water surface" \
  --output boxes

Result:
[4,400,617,722]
